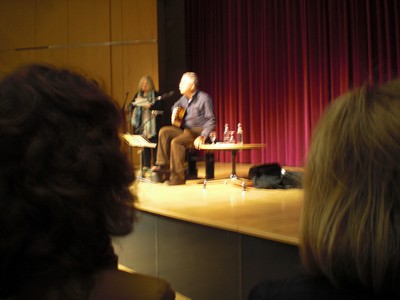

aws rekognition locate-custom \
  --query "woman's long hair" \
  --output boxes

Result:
[0,64,136,298]
[300,79,400,295]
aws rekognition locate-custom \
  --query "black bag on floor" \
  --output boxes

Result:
[281,170,303,189]
[249,163,303,189]
[249,163,283,189]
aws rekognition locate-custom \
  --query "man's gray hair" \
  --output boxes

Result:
[183,72,199,88]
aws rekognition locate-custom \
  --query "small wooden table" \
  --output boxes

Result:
[199,143,266,179]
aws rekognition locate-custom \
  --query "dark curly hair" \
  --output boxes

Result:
[0,64,136,299]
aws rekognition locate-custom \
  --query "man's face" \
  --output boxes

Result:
[179,75,194,95]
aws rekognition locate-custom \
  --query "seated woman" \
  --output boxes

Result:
[249,79,400,299]
[0,64,175,300]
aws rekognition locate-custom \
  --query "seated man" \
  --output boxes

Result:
[152,72,215,185]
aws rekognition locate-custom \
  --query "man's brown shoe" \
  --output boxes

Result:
[167,177,186,186]
[151,165,169,172]
[150,165,170,183]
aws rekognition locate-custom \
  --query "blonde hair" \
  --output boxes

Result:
[138,75,155,91]
[300,79,400,294]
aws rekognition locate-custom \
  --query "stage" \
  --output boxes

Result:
[135,162,302,245]
[113,162,304,300]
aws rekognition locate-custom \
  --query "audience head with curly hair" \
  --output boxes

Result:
[0,63,138,299]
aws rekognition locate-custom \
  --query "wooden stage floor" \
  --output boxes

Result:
[134,162,303,245]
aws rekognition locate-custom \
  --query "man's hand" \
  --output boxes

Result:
[171,107,178,124]
[194,136,205,150]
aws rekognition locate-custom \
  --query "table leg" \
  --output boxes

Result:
[230,150,238,179]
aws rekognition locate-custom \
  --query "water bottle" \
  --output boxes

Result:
[223,123,229,143]
[237,123,243,145]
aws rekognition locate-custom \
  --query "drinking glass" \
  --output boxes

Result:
[209,131,217,144]
[228,131,235,143]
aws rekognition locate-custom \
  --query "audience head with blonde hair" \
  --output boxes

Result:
[301,79,400,296]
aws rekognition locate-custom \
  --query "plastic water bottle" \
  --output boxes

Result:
[237,123,243,145]
[223,123,229,143]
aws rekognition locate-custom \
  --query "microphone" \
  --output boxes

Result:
[129,91,175,108]
[122,91,130,111]
[152,110,164,115]
[154,91,175,101]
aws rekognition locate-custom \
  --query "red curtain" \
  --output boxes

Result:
[185,0,400,167]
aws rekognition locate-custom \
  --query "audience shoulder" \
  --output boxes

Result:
[90,270,175,300]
